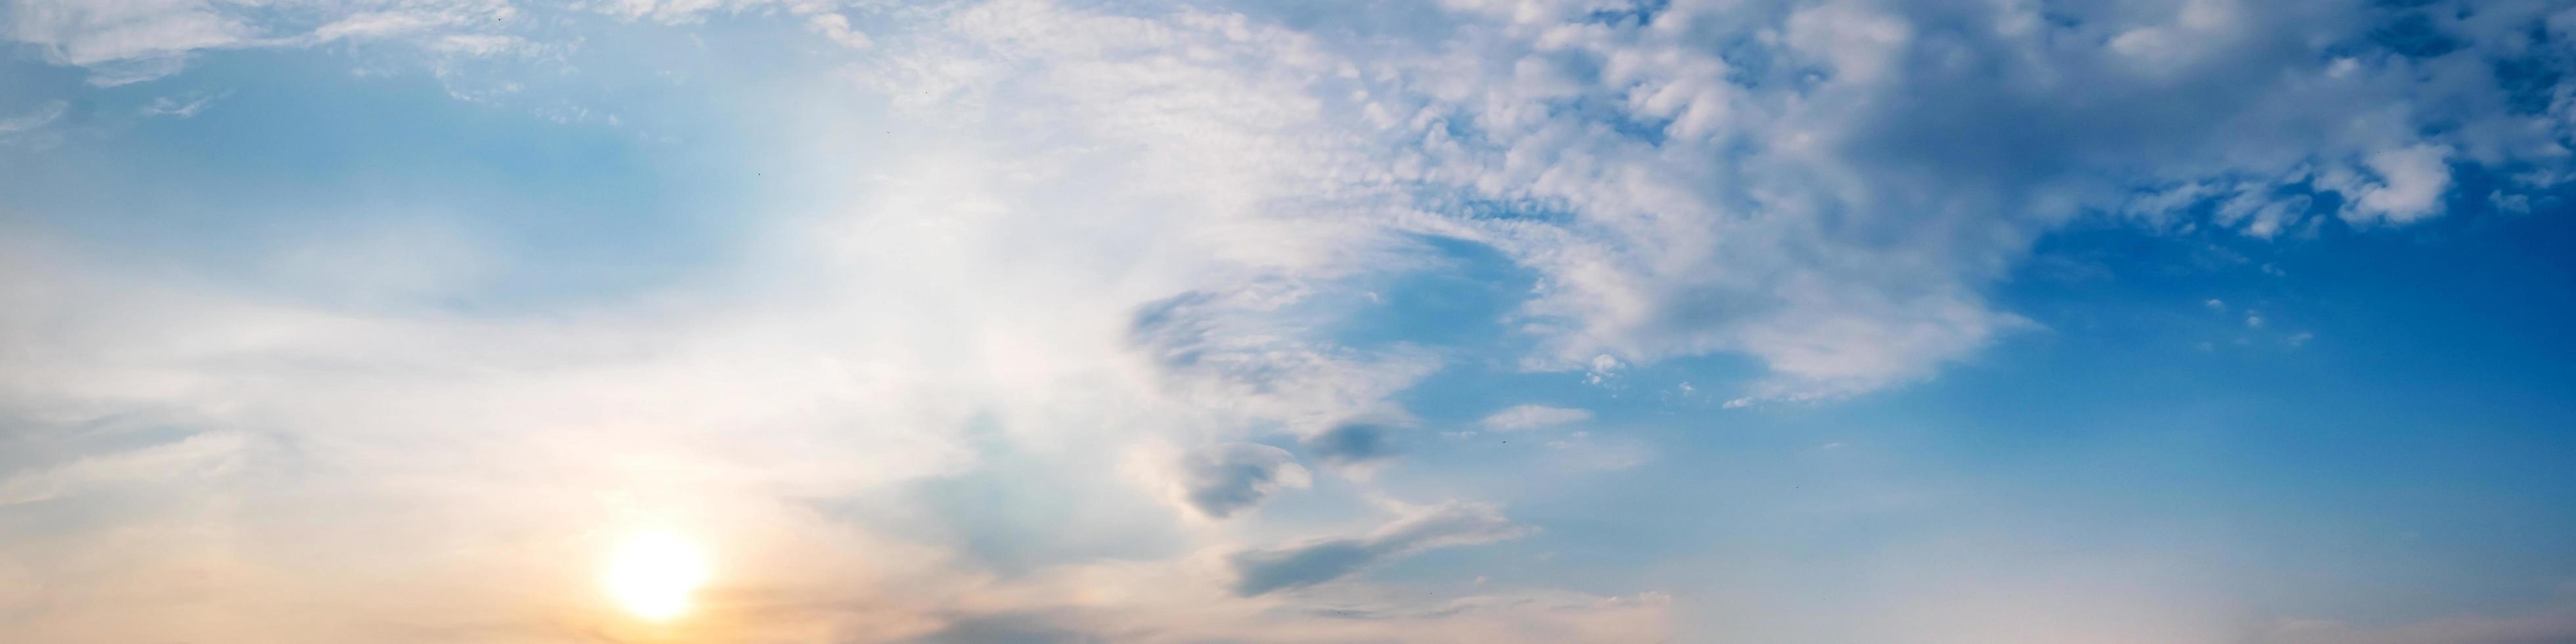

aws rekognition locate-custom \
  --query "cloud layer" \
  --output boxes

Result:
[5,0,2575,642]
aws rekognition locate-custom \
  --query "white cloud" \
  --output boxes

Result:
[1480,404,1592,431]
[139,91,223,118]
[2344,144,2456,225]
[3,0,522,84]
[807,12,870,49]
[3,0,252,68]
[0,101,66,139]
[309,10,462,43]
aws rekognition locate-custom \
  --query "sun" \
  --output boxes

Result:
[602,530,709,622]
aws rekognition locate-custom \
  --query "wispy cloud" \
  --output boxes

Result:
[139,91,225,118]
[1480,404,1593,431]
[0,101,66,137]
[1229,501,1529,596]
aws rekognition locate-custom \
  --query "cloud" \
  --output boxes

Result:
[1165,443,1311,519]
[2,0,522,84]
[1149,0,2562,400]
[807,12,871,49]
[908,612,1106,644]
[2339,143,2457,225]
[0,6,1498,636]
[1229,502,1529,596]
[14,0,2558,402]
[307,10,467,43]
[1128,286,1438,440]
[2,1,2573,641]
[0,432,247,506]
[1301,423,1397,467]
[0,101,66,145]
[1479,404,1593,431]
[3,0,253,68]
[139,92,223,118]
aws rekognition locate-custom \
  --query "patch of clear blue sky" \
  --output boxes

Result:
[0,15,850,310]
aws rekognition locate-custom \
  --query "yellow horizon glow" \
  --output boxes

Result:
[602,530,708,622]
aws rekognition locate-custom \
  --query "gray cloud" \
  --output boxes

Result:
[909,612,1108,644]
[1229,502,1528,596]
[1301,423,1396,466]
[1177,443,1311,518]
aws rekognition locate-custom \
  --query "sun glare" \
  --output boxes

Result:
[602,530,708,622]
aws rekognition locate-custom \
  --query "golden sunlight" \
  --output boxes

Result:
[602,530,709,622]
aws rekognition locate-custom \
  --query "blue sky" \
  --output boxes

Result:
[5,1,2576,642]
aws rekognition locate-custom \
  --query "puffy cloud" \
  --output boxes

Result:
[2341,143,2458,225]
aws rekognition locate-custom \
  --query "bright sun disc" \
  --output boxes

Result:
[602,530,708,622]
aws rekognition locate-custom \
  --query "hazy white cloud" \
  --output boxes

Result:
[806,12,870,49]
[3,0,252,68]
[3,0,522,84]
[1480,404,1592,431]
[0,101,66,143]
[139,91,223,118]
[0,432,246,506]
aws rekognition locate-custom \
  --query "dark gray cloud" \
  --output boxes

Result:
[1230,502,1527,596]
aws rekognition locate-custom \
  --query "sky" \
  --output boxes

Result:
[3,0,2576,642]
